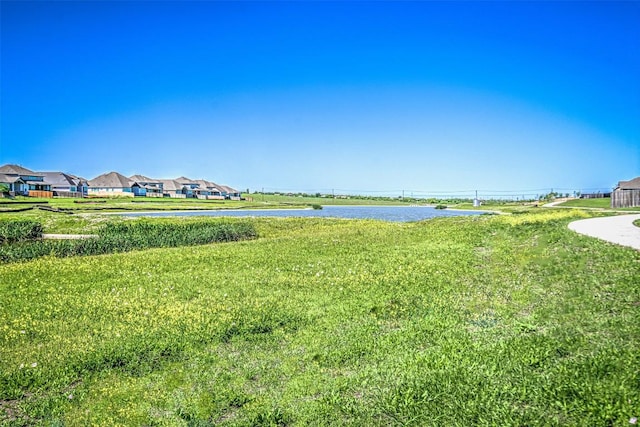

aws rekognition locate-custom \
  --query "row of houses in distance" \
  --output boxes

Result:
[0,164,241,200]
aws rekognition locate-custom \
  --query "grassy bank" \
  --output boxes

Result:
[1,210,639,425]
[0,196,310,213]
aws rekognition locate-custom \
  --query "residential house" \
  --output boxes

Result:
[129,175,164,197]
[39,172,88,197]
[87,171,135,197]
[219,185,242,200]
[0,174,26,196]
[611,177,640,208]
[174,176,200,198]
[0,164,52,196]
[158,179,188,198]
[0,164,241,201]
[192,186,211,199]
[195,179,224,200]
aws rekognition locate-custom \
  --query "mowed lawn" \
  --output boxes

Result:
[1,210,639,426]
[559,198,613,209]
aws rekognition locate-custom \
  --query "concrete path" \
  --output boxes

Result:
[42,234,97,240]
[568,214,640,250]
[542,199,571,207]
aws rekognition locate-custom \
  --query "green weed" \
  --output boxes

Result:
[0,211,638,425]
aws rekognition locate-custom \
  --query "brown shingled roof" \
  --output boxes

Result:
[88,171,133,188]
[617,177,640,190]
[0,164,40,176]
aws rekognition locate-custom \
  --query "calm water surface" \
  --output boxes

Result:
[122,205,486,222]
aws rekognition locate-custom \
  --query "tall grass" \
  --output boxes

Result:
[0,219,256,263]
[0,220,43,244]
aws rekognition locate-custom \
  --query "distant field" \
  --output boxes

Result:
[558,197,611,208]
[1,210,639,425]
[0,196,307,213]
[558,197,640,211]
[252,194,417,205]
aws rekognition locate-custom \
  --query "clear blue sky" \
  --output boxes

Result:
[2,1,638,197]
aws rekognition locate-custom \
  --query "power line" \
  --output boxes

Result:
[256,186,612,196]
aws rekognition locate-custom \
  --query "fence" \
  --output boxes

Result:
[580,193,611,199]
[54,191,84,198]
[27,190,54,198]
[611,189,640,208]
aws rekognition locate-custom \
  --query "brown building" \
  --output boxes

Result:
[611,177,640,208]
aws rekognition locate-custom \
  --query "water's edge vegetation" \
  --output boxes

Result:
[1,210,638,425]
[0,220,257,263]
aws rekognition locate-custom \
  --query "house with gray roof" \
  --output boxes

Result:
[172,176,235,199]
[219,185,242,200]
[39,172,88,197]
[195,179,224,199]
[158,179,188,198]
[0,164,51,196]
[174,176,199,198]
[88,171,135,197]
[612,176,640,208]
[129,175,164,197]
[0,174,26,196]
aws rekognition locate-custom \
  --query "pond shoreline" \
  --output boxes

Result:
[111,205,489,222]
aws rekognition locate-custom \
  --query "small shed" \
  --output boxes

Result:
[611,177,640,208]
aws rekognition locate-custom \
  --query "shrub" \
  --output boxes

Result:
[435,204,447,210]
[0,220,43,244]
[0,220,257,263]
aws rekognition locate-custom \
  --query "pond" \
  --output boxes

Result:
[121,205,487,222]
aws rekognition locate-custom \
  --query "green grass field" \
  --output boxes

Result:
[557,198,640,212]
[254,194,423,206]
[0,196,292,213]
[1,210,639,425]
[558,198,612,209]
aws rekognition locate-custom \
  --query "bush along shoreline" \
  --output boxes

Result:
[0,219,257,263]
[0,220,43,244]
